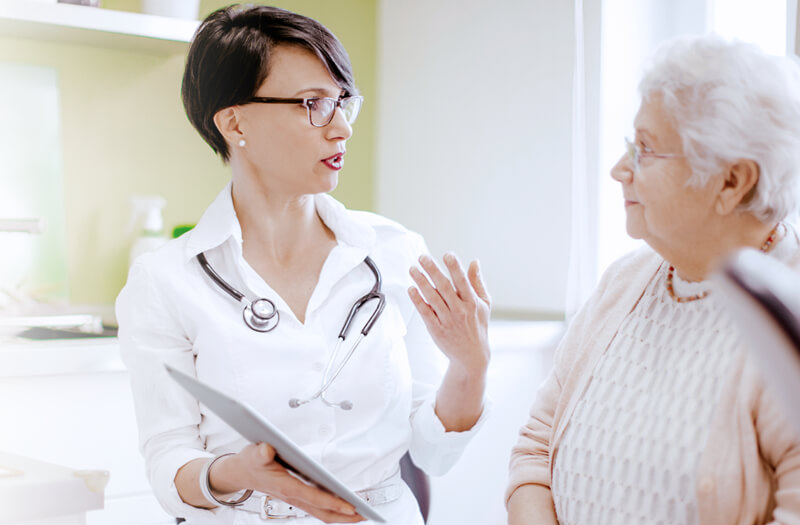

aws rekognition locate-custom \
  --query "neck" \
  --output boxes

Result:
[658,214,776,282]
[231,172,331,264]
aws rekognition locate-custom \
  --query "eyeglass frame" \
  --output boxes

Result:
[624,137,684,173]
[245,95,364,128]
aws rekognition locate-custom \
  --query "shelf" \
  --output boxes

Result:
[0,337,123,377]
[0,1,199,54]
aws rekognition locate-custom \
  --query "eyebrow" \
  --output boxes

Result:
[292,87,345,98]
[635,128,658,145]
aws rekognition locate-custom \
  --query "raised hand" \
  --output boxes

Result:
[408,253,491,373]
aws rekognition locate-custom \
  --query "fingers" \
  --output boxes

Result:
[442,253,475,301]
[297,505,365,523]
[408,284,440,325]
[410,254,484,305]
[468,260,491,306]
[409,264,448,314]
[417,255,460,306]
[241,445,365,523]
[277,475,362,521]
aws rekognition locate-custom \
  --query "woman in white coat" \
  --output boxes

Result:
[116,5,491,524]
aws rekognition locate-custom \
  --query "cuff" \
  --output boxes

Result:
[409,396,492,476]
[152,448,217,519]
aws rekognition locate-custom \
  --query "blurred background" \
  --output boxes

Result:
[0,0,797,524]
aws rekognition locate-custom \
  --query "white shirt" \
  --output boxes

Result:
[116,183,487,524]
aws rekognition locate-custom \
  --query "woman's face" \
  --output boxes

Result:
[236,45,353,196]
[610,94,720,251]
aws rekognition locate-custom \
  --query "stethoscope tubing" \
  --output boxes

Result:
[197,252,245,302]
[196,251,385,409]
[197,252,280,332]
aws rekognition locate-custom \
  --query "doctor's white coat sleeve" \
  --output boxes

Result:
[402,233,491,476]
[116,257,218,521]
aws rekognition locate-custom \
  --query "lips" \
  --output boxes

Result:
[321,152,345,170]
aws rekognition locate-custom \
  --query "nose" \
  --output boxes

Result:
[610,153,633,184]
[325,106,353,141]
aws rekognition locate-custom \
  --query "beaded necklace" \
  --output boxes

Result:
[666,223,782,303]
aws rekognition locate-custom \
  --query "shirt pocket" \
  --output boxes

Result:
[326,301,411,414]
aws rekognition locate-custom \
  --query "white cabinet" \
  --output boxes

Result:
[0,1,198,54]
[0,339,173,525]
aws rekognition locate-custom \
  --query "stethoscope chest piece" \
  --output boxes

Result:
[243,298,279,332]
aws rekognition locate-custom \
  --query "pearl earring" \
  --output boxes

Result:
[238,139,246,147]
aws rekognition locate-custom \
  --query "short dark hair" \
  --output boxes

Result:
[181,4,356,162]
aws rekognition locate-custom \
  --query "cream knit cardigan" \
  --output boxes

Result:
[507,244,800,525]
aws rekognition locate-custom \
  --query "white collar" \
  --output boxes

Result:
[184,181,376,259]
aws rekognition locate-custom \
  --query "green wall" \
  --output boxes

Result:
[0,1,377,306]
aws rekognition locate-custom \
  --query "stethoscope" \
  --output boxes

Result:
[196,252,385,410]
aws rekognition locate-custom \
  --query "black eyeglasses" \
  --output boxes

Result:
[246,95,364,127]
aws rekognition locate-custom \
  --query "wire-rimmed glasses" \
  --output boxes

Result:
[624,137,684,172]
[247,95,363,127]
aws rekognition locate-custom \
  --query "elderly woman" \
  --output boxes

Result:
[506,35,800,525]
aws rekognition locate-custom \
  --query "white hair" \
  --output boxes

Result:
[639,34,800,222]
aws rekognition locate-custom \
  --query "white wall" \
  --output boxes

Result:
[376,0,575,315]
[428,322,561,525]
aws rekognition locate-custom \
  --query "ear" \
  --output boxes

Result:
[212,106,244,147]
[714,159,759,215]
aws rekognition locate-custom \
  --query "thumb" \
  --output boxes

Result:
[257,442,276,464]
[468,260,491,306]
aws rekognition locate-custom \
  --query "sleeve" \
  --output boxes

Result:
[115,259,217,520]
[401,233,491,477]
[504,250,636,507]
[757,379,800,524]
[505,364,562,504]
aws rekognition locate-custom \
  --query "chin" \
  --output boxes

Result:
[625,217,646,240]
[309,172,338,195]
[321,175,339,193]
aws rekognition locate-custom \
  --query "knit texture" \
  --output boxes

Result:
[551,264,740,525]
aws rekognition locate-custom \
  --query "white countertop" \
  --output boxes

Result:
[0,337,123,378]
[0,452,105,523]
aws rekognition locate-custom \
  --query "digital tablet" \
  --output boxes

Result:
[164,364,387,523]
[715,249,800,434]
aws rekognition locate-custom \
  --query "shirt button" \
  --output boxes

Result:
[312,362,324,372]
[319,424,332,437]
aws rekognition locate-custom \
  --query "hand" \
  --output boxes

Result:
[408,253,492,372]
[212,443,365,523]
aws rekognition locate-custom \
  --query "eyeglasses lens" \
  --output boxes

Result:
[307,97,362,127]
[309,98,335,127]
[341,97,362,124]
[624,138,639,172]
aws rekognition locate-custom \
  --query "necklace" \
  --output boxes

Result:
[666,223,782,303]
